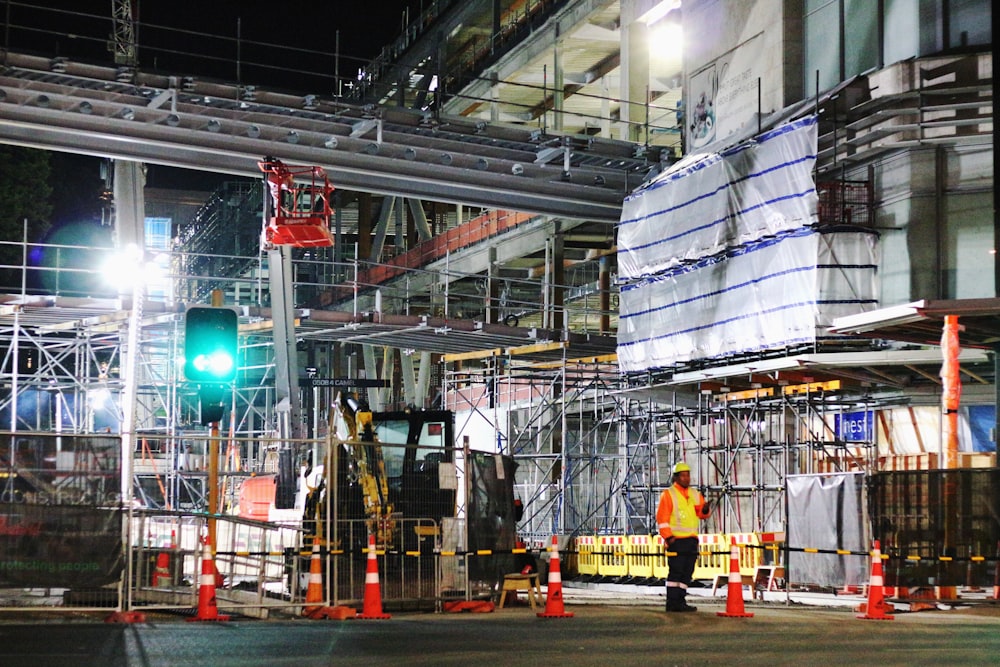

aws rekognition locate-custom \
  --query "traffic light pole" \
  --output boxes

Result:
[208,420,220,550]
[207,290,223,554]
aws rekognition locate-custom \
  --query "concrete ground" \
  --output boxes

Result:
[2,593,1000,667]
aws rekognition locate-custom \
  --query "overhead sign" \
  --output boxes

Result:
[835,411,874,442]
[302,377,389,389]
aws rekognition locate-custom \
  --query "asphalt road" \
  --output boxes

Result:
[2,602,1000,667]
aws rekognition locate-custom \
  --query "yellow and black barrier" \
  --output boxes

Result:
[627,534,655,579]
[596,535,629,578]
[577,535,598,576]
[215,536,999,573]
[692,533,729,580]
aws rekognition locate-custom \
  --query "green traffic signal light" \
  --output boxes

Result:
[184,307,238,383]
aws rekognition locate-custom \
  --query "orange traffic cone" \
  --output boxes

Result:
[993,541,1000,600]
[858,540,894,620]
[302,536,357,620]
[357,534,391,620]
[151,550,170,586]
[303,536,326,616]
[151,530,175,587]
[104,609,146,624]
[188,536,230,622]
[537,535,573,618]
[717,537,753,618]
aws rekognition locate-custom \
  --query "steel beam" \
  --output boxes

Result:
[0,52,642,223]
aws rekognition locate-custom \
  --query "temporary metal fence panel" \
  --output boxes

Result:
[870,468,1000,591]
[0,432,125,614]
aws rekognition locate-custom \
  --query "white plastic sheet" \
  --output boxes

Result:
[786,473,868,589]
[618,116,819,280]
[617,228,877,373]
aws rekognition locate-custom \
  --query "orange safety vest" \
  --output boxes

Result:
[656,485,704,539]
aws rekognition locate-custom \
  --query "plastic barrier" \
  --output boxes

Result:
[652,535,670,579]
[596,535,629,579]
[575,535,598,577]
[585,532,767,583]
[729,532,763,577]
[759,531,785,567]
[627,534,655,579]
[693,533,729,581]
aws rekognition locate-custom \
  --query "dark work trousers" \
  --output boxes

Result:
[665,536,699,608]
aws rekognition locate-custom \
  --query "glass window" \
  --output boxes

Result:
[949,0,991,47]
[884,0,920,63]
[804,0,841,93]
[845,0,879,75]
[144,217,172,251]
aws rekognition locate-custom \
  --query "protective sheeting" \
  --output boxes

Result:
[0,433,124,587]
[617,227,878,372]
[618,116,818,280]
[787,473,868,589]
[0,504,124,587]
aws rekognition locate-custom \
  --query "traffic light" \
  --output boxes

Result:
[184,307,238,383]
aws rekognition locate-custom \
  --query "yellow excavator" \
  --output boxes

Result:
[302,392,395,546]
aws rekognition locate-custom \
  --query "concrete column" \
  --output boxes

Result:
[600,76,612,138]
[553,23,564,131]
[619,0,650,143]
[487,245,500,325]
[552,230,565,332]
[490,72,501,123]
[113,160,145,251]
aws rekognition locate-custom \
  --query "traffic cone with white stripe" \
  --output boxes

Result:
[303,536,326,616]
[538,535,573,618]
[302,536,357,620]
[187,535,230,622]
[152,530,175,587]
[857,540,894,620]
[717,537,753,618]
[357,533,391,619]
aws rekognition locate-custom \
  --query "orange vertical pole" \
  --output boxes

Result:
[939,315,962,599]
[940,315,961,469]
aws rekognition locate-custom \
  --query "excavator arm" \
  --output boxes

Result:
[331,393,395,545]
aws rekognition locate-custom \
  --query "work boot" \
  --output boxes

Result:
[678,603,698,612]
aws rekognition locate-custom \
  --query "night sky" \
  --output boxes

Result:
[4,2,430,194]
[6,1,427,91]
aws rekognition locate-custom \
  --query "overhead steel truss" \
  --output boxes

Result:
[0,51,654,223]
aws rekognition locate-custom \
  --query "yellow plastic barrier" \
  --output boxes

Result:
[759,531,785,567]
[644,532,776,583]
[651,535,670,579]
[596,535,629,578]
[729,532,763,577]
[576,535,598,576]
[627,534,655,579]
[692,533,729,581]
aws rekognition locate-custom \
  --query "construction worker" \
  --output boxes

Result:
[656,461,711,612]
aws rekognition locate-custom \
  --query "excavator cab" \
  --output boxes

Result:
[258,157,335,248]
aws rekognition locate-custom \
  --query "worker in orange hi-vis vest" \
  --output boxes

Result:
[656,462,711,612]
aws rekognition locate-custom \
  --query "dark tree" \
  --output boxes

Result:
[0,146,53,291]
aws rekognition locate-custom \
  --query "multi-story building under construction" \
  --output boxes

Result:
[0,0,994,607]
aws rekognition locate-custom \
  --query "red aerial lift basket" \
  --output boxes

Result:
[258,157,335,248]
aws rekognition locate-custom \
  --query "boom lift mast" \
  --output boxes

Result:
[258,158,336,443]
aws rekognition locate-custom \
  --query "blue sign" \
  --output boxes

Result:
[835,411,874,442]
